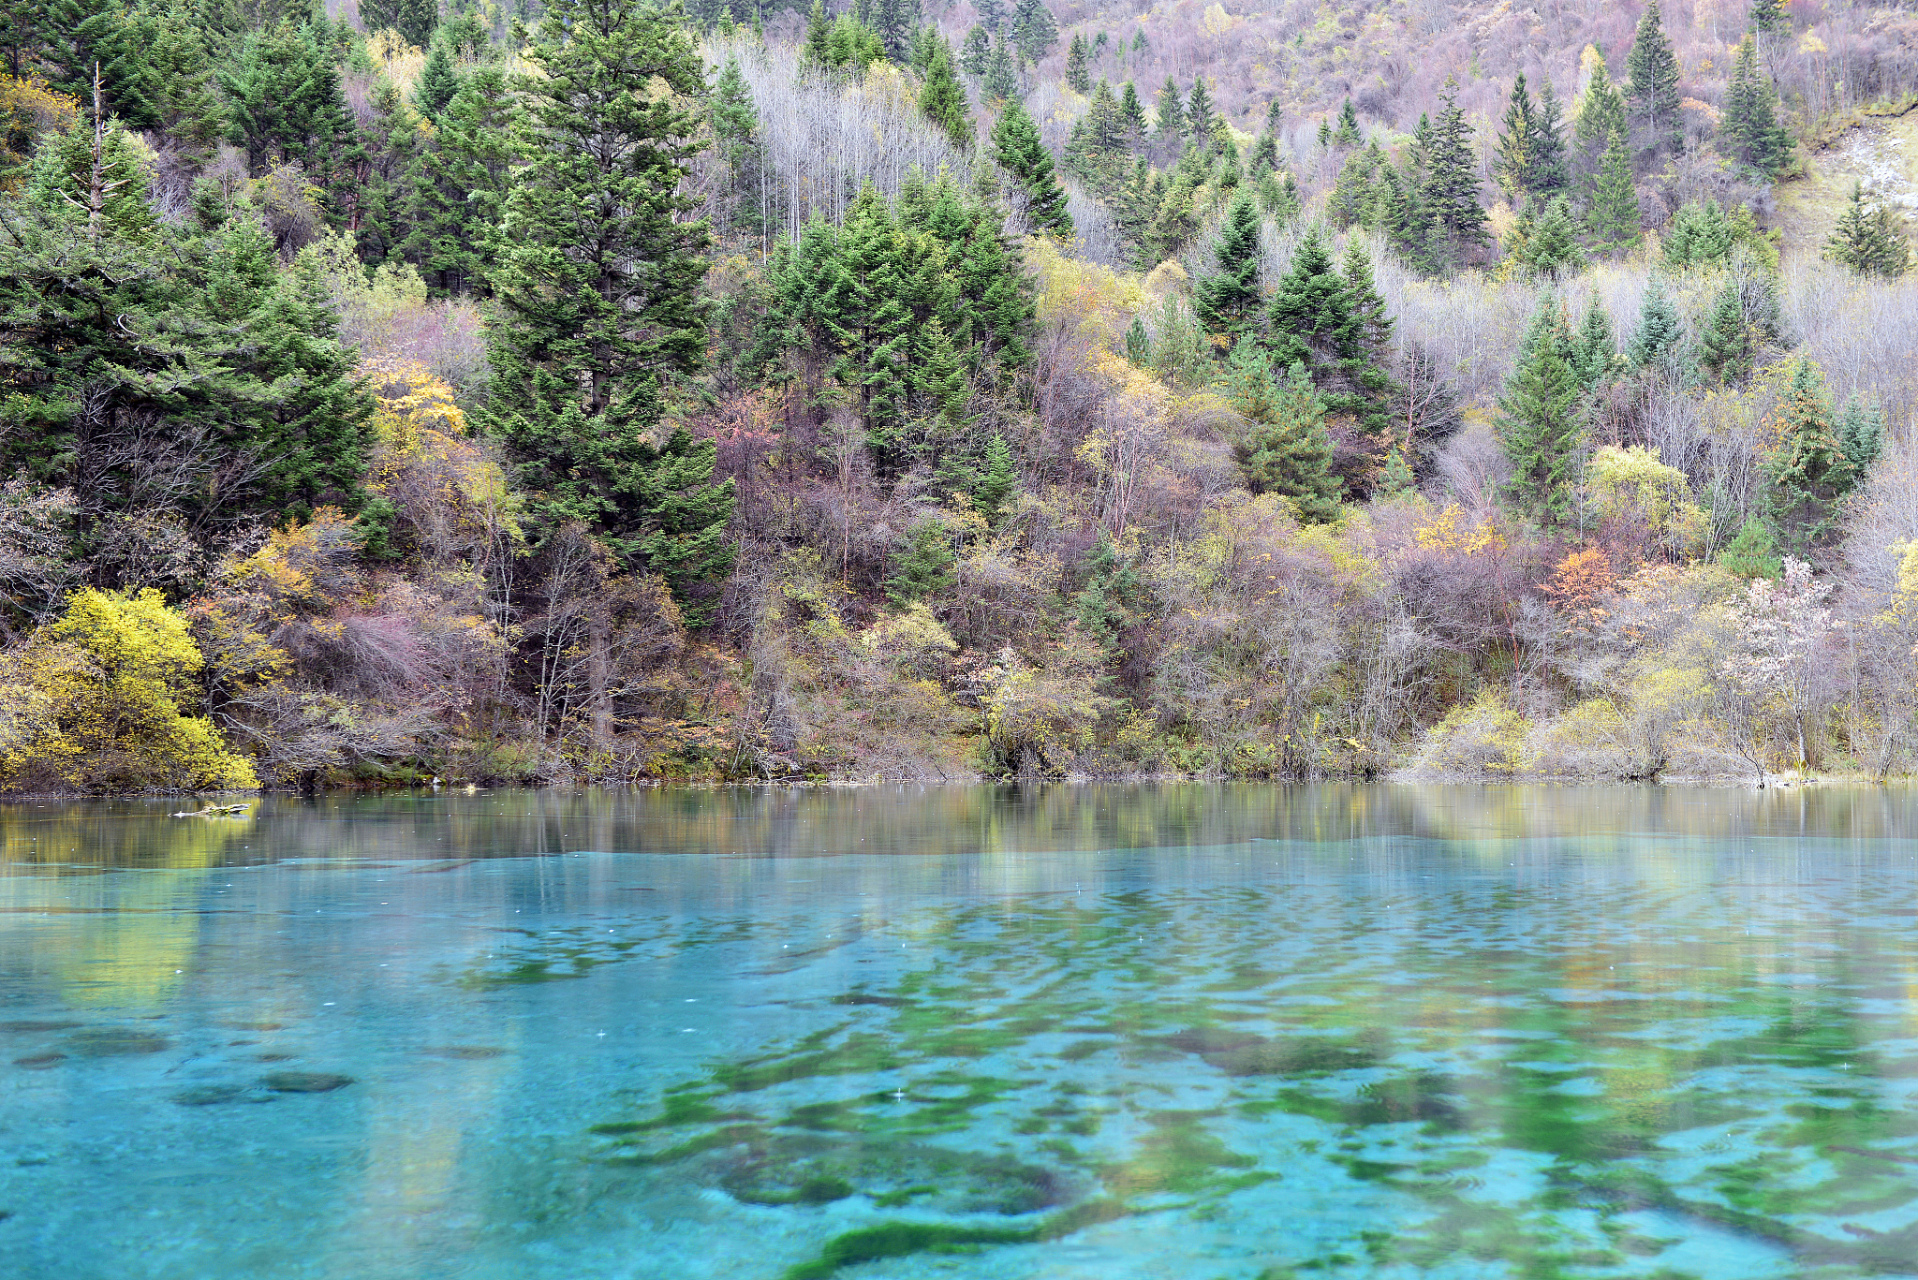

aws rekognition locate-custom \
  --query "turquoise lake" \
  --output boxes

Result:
[2,784,1917,1279]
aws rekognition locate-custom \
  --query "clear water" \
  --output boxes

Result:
[2,785,1917,1280]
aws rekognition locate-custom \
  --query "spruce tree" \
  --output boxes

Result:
[1626,276,1685,371]
[1065,31,1090,92]
[1496,296,1583,525]
[1118,80,1147,139]
[1573,53,1628,181]
[1334,97,1360,147]
[415,39,461,121]
[919,41,972,148]
[480,0,733,612]
[1531,78,1570,198]
[1719,34,1790,177]
[1763,356,1852,549]
[974,433,1018,527]
[1826,183,1912,278]
[976,0,1006,34]
[960,24,989,75]
[711,55,765,238]
[1194,189,1262,338]
[1626,0,1682,156]
[1009,0,1056,64]
[982,34,1019,101]
[1421,77,1487,272]
[1570,292,1616,390]
[1155,77,1184,144]
[1587,128,1639,252]
[1234,358,1342,523]
[1186,76,1217,151]
[1699,278,1756,385]
[1514,196,1584,278]
[991,98,1071,235]
[872,0,919,61]
[409,64,515,295]
[1493,73,1536,204]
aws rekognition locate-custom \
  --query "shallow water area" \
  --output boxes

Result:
[2,783,1917,1280]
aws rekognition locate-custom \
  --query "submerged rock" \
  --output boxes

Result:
[421,1046,508,1060]
[170,1084,278,1107]
[259,1071,354,1093]
[13,1053,65,1070]
[64,1028,171,1057]
[0,1021,83,1033]
[689,1130,1071,1215]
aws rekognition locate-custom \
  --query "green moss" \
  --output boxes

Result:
[781,1222,1039,1280]
[1101,1110,1256,1197]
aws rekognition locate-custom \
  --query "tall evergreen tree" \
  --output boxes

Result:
[872,0,919,61]
[1531,77,1570,198]
[1570,292,1616,390]
[1492,73,1537,205]
[1826,182,1912,278]
[1186,76,1217,150]
[1064,30,1090,92]
[1763,356,1862,549]
[408,64,515,295]
[1118,81,1147,139]
[960,23,989,75]
[991,97,1071,235]
[1009,0,1056,65]
[480,0,732,612]
[1719,34,1790,177]
[1573,52,1628,181]
[1233,355,1342,523]
[1194,189,1262,338]
[981,33,1018,101]
[919,41,971,148]
[1496,296,1583,525]
[1421,77,1487,272]
[1626,276,1685,371]
[710,55,766,238]
[415,39,461,121]
[1626,0,1683,156]
[1587,128,1639,251]
[1334,97,1360,147]
[1154,77,1184,144]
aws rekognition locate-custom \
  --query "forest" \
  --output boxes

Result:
[1,0,1917,791]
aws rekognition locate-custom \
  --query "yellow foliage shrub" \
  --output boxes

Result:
[0,589,258,794]
[1409,690,1530,778]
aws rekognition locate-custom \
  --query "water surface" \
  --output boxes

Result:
[2,785,1916,1279]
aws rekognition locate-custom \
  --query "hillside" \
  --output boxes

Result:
[1,0,1917,794]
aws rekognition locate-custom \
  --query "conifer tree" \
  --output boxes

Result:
[1513,196,1584,277]
[1233,357,1342,523]
[1573,52,1627,180]
[1626,276,1685,371]
[710,55,765,238]
[409,65,515,295]
[1719,35,1790,177]
[1570,293,1616,390]
[919,41,972,148]
[1334,97,1360,147]
[803,0,832,65]
[1826,183,1912,278]
[1421,77,1487,272]
[415,39,461,121]
[974,433,1018,526]
[1118,81,1147,139]
[1065,31,1090,92]
[991,98,1071,235]
[1496,296,1583,525]
[1154,77,1184,144]
[1124,315,1151,364]
[1699,278,1758,385]
[1587,128,1639,251]
[885,518,957,605]
[976,0,1006,34]
[1531,78,1570,198]
[1626,0,1682,156]
[872,0,919,61]
[1763,356,1859,549]
[982,35,1019,101]
[481,0,732,612]
[1248,129,1279,176]
[1493,73,1537,205]
[1194,189,1262,339]
[960,24,989,75]
[1186,76,1217,151]
[1009,0,1056,64]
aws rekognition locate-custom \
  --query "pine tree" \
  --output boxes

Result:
[1626,0,1682,156]
[991,98,1071,235]
[1009,0,1056,65]
[1194,189,1262,338]
[1513,196,1584,277]
[885,518,957,605]
[919,41,972,148]
[1334,97,1360,147]
[395,0,437,47]
[1699,278,1757,385]
[1124,315,1151,364]
[1248,129,1279,176]
[976,0,1006,35]
[872,0,919,61]
[1234,358,1342,523]
[982,34,1019,101]
[1065,31,1090,92]
[480,0,732,612]
[1421,77,1487,272]
[1719,35,1790,177]
[960,24,989,75]
[1750,0,1788,36]
[1154,77,1184,144]
[1496,296,1583,525]
[803,0,832,66]
[1826,183,1912,278]
[1626,276,1685,371]
[1587,128,1639,252]
[415,39,460,121]
[1118,80,1147,139]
